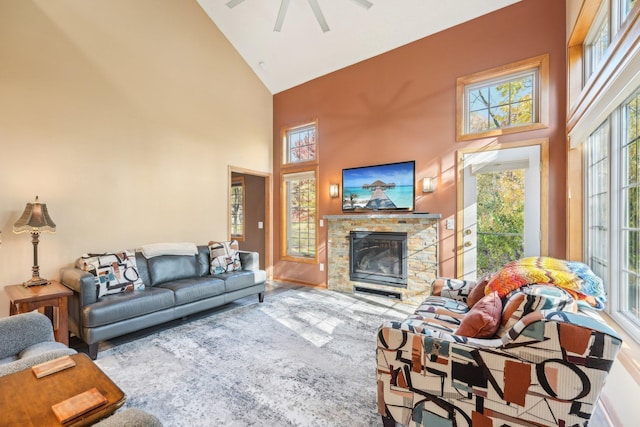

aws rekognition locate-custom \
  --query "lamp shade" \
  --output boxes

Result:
[13,196,56,234]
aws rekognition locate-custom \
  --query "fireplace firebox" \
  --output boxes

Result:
[349,231,408,287]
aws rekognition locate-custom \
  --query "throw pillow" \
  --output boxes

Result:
[455,291,502,338]
[208,240,242,274]
[77,251,145,298]
[466,274,493,308]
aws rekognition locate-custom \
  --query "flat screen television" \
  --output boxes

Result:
[342,160,415,211]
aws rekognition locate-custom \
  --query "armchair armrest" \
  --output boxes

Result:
[0,312,56,359]
[430,277,476,301]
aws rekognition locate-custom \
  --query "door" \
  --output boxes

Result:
[459,143,546,280]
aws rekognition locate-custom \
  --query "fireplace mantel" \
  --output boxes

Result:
[325,213,440,303]
[324,213,441,220]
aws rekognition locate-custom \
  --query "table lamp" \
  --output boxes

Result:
[13,196,56,287]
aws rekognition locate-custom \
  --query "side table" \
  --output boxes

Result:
[4,280,73,346]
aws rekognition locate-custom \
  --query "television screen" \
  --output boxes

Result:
[342,161,415,211]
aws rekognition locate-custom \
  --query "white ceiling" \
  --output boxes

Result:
[196,0,522,94]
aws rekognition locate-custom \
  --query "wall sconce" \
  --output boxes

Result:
[422,177,436,193]
[329,183,340,198]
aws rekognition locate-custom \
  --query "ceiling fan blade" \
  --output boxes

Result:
[274,0,290,32]
[348,0,373,9]
[225,0,246,8]
[308,0,330,32]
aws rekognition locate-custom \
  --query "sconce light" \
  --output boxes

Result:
[329,183,340,198]
[422,177,436,193]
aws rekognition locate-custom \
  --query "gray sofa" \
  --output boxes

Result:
[0,311,77,377]
[60,245,266,359]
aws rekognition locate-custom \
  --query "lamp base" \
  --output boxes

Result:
[23,277,50,287]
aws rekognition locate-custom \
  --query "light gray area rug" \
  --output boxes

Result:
[95,287,415,426]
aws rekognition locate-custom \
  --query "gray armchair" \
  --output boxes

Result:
[0,311,76,377]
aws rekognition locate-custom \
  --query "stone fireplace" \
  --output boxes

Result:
[325,213,439,302]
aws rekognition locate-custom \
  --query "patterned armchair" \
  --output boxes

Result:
[376,259,622,427]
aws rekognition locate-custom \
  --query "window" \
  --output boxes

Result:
[583,90,640,337]
[585,122,610,285]
[281,120,318,262]
[230,177,244,241]
[584,3,609,81]
[622,93,640,325]
[456,55,549,141]
[623,0,638,22]
[284,123,316,164]
[282,170,317,260]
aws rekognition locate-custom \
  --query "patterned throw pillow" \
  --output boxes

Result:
[208,240,242,274]
[77,251,145,298]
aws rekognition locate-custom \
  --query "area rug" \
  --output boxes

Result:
[94,287,415,426]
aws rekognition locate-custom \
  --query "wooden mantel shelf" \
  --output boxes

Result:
[324,213,441,220]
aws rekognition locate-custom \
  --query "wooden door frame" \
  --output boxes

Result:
[455,138,549,278]
[228,165,273,280]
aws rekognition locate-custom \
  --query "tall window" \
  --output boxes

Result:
[230,178,244,241]
[283,171,316,259]
[281,121,318,262]
[623,93,640,323]
[585,122,610,284]
[456,55,548,141]
[623,0,638,21]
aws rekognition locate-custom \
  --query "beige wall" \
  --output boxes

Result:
[0,0,272,317]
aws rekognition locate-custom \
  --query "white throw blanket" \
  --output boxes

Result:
[139,242,198,258]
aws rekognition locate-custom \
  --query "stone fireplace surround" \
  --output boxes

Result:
[325,213,440,303]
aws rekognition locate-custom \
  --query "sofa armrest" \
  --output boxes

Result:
[60,267,98,307]
[239,251,259,272]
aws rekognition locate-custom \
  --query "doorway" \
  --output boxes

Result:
[229,166,271,275]
[457,140,548,280]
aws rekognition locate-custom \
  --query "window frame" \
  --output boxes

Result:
[583,1,610,82]
[280,120,319,264]
[280,167,318,263]
[283,121,317,165]
[230,177,245,242]
[456,54,549,142]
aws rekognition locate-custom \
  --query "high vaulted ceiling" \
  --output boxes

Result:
[196,0,522,94]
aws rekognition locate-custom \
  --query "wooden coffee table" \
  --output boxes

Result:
[0,353,126,426]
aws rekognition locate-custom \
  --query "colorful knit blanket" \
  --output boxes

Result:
[486,257,606,309]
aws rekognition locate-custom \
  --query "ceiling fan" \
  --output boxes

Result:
[226,0,373,33]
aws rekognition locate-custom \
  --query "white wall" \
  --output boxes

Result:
[0,0,273,316]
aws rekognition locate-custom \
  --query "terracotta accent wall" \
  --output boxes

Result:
[0,0,272,316]
[273,0,566,285]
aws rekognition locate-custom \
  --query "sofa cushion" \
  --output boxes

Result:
[466,274,493,308]
[156,277,226,306]
[82,287,175,327]
[147,255,198,286]
[456,291,502,338]
[216,271,256,292]
[77,251,145,298]
[209,240,242,274]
